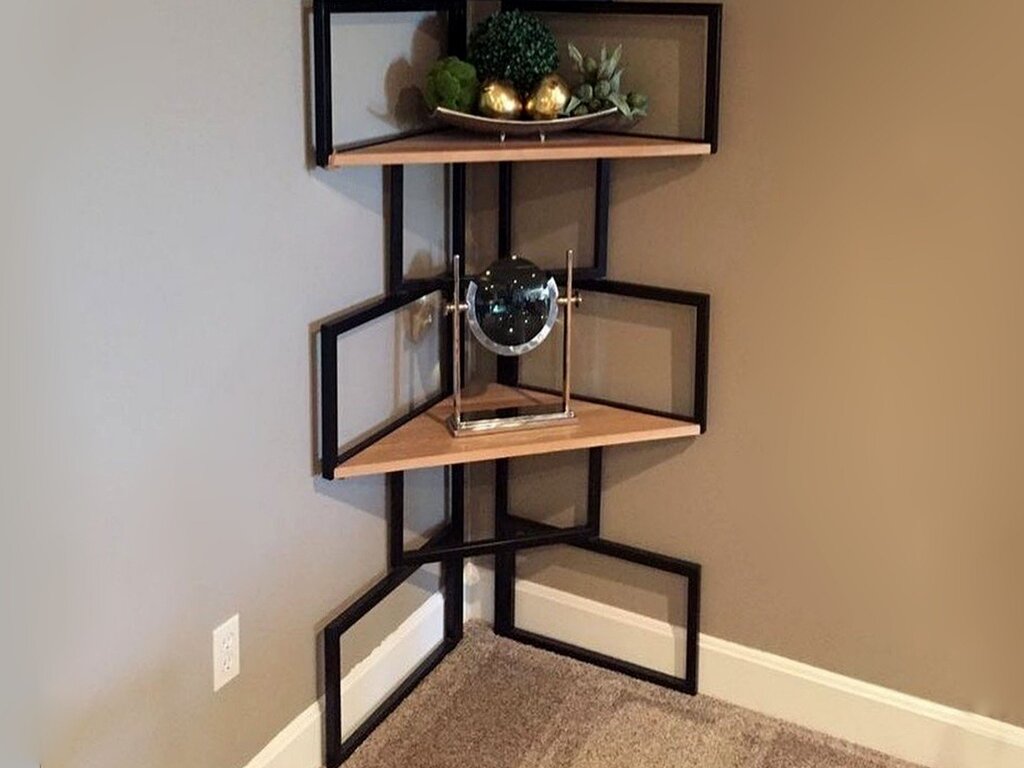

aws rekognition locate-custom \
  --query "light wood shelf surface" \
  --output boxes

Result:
[334,384,700,479]
[329,131,711,168]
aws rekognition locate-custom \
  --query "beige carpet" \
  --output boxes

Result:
[346,622,921,768]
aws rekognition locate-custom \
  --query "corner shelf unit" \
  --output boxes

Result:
[313,2,720,765]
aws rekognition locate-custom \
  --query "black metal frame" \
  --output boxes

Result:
[313,0,721,166]
[498,159,610,280]
[503,0,723,153]
[313,0,466,167]
[323,521,464,767]
[392,447,604,566]
[576,278,710,431]
[494,282,709,433]
[386,164,469,294]
[319,278,709,768]
[496,531,702,694]
[319,281,450,479]
[494,158,612,386]
[320,277,710,477]
[315,4,719,765]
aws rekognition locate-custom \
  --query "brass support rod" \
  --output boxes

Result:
[451,254,462,426]
[563,249,574,416]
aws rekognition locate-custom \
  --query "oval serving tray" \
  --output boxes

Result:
[434,106,618,141]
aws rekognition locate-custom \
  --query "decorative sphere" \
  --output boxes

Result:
[478,80,522,119]
[467,256,558,356]
[525,74,571,120]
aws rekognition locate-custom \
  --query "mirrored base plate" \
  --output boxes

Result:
[448,403,576,437]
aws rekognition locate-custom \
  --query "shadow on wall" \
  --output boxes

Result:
[374,51,432,132]
[362,14,439,140]
[300,0,441,164]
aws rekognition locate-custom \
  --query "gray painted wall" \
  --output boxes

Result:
[10,3,446,766]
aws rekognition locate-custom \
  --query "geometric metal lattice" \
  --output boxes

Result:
[313,1,720,764]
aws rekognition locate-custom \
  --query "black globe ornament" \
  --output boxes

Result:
[466,256,559,356]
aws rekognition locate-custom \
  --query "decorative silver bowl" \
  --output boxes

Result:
[433,106,618,142]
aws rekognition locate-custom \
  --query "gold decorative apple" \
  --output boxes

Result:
[525,74,571,120]
[478,80,522,119]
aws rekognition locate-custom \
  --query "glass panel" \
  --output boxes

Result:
[404,467,450,550]
[512,162,596,270]
[464,165,499,275]
[516,546,689,677]
[509,451,588,529]
[334,291,443,451]
[539,13,709,138]
[338,565,443,740]
[521,291,697,416]
[402,166,449,282]
[330,12,445,146]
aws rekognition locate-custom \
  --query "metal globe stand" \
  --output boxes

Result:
[447,250,582,437]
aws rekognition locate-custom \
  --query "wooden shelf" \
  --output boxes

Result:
[328,131,711,168]
[335,384,700,479]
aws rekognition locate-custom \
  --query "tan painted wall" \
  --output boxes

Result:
[509,0,1024,728]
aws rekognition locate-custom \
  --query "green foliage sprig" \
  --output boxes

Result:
[468,10,559,94]
[563,43,648,120]
[424,56,479,112]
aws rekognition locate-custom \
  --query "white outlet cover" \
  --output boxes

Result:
[213,614,240,691]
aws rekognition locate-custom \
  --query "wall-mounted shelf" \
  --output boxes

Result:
[334,384,700,479]
[328,131,712,168]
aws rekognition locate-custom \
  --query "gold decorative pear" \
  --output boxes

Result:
[478,80,522,119]
[525,74,571,120]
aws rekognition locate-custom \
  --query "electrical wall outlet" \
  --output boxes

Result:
[213,614,240,691]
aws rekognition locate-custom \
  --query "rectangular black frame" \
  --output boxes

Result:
[491,444,701,694]
[500,280,710,433]
[321,280,710,477]
[498,159,611,280]
[578,279,710,431]
[313,0,469,316]
[502,0,723,152]
[496,533,702,693]
[387,165,468,295]
[389,447,605,567]
[319,281,450,480]
[313,0,722,167]
[322,522,464,767]
[313,0,467,167]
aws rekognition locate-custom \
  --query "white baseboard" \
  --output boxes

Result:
[244,564,1024,768]
[241,592,446,768]
[463,556,493,624]
[465,562,1024,768]
[338,593,445,741]
[242,699,322,768]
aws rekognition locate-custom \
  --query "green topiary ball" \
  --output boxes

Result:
[468,10,559,95]
[424,56,479,112]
